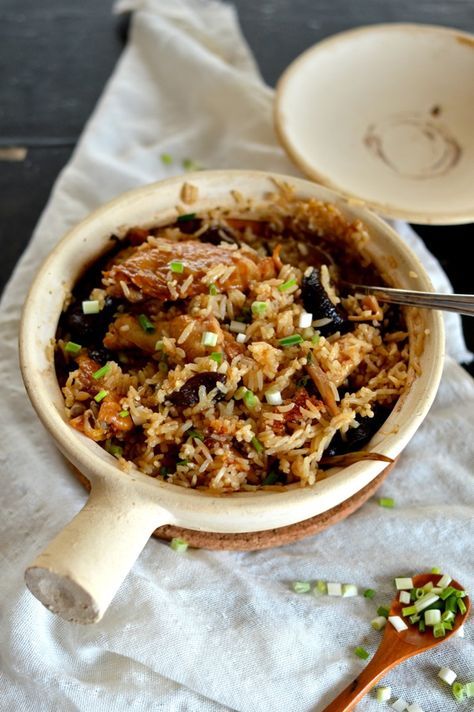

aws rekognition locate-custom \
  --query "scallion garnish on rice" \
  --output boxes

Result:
[278,334,304,347]
[354,646,370,660]
[210,351,223,364]
[92,364,110,380]
[244,390,259,408]
[119,410,129,418]
[230,320,247,334]
[251,436,264,453]
[170,260,185,274]
[379,497,395,508]
[278,278,297,292]
[177,213,196,222]
[82,299,100,314]
[94,389,108,403]
[265,390,283,406]
[65,341,82,354]
[201,331,218,347]
[209,283,218,296]
[187,429,204,441]
[251,301,267,316]
[138,314,155,333]
[154,340,164,351]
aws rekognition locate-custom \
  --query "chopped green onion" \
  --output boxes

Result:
[182,158,200,171]
[170,260,184,274]
[210,351,223,364]
[406,704,424,712]
[159,360,168,374]
[154,340,164,351]
[201,331,218,347]
[298,311,313,329]
[278,278,297,292]
[445,595,458,613]
[65,341,82,354]
[342,583,358,597]
[306,351,313,364]
[251,436,264,453]
[437,574,452,588]
[160,153,173,165]
[251,300,267,316]
[278,334,304,347]
[409,614,420,624]
[395,577,413,590]
[464,682,474,698]
[82,299,100,314]
[209,283,218,296]
[177,212,196,222]
[377,605,390,618]
[327,582,342,596]
[138,314,155,333]
[431,567,441,574]
[234,386,248,400]
[371,616,387,631]
[315,580,327,595]
[354,646,370,660]
[388,616,408,632]
[439,585,456,600]
[399,590,411,605]
[170,537,188,553]
[311,334,320,344]
[414,593,439,613]
[454,589,466,598]
[119,410,129,418]
[392,699,409,712]
[105,441,123,458]
[244,390,259,408]
[292,581,311,594]
[418,619,425,633]
[378,497,395,508]
[187,429,204,441]
[452,682,466,701]
[457,597,467,615]
[94,389,108,403]
[265,390,283,406]
[422,581,434,592]
[363,588,376,599]
[230,320,247,334]
[433,622,446,638]
[262,470,280,486]
[375,686,391,703]
[424,609,441,626]
[441,610,455,622]
[402,605,418,616]
[443,620,453,631]
[415,588,425,599]
[176,459,188,467]
[92,364,110,380]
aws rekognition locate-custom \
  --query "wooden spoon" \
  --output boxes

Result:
[323,573,470,711]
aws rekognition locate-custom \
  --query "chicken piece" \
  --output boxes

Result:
[104,313,242,362]
[103,238,276,301]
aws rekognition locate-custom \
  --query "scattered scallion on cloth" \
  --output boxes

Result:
[82,299,100,314]
[342,584,358,597]
[379,497,395,508]
[371,616,387,631]
[160,153,173,165]
[377,605,390,618]
[92,364,110,380]
[354,646,370,660]
[363,588,376,599]
[170,537,188,553]
[292,581,311,594]
[138,313,155,333]
[65,341,82,354]
[375,686,391,703]
[437,667,457,685]
[182,158,201,171]
[315,580,327,595]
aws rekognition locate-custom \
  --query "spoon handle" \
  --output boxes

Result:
[346,284,474,317]
[322,637,412,712]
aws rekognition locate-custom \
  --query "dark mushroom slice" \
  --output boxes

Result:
[168,372,227,408]
[301,267,351,336]
[62,296,119,345]
[323,406,389,457]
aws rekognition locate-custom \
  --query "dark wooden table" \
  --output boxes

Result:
[1,0,472,371]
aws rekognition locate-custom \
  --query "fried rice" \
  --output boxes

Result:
[55,186,415,493]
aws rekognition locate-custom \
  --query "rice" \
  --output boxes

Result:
[55,189,415,493]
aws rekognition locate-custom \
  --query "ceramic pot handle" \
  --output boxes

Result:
[24,477,170,624]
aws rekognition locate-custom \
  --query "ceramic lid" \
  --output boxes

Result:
[275,24,474,224]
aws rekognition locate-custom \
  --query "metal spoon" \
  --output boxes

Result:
[323,573,470,711]
[345,284,474,317]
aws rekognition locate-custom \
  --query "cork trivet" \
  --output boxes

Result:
[68,459,396,551]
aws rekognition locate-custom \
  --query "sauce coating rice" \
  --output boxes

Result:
[55,190,412,493]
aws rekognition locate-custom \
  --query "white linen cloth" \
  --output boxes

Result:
[0,1,472,710]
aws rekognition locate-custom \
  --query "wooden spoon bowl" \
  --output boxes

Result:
[324,573,470,711]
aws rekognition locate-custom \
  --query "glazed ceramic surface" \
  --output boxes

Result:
[275,24,474,224]
[20,171,444,622]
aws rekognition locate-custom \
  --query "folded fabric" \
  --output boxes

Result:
[0,1,472,710]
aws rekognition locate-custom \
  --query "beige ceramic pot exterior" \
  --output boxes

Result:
[275,24,474,224]
[20,171,444,623]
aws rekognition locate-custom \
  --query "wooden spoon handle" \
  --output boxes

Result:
[323,639,406,711]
